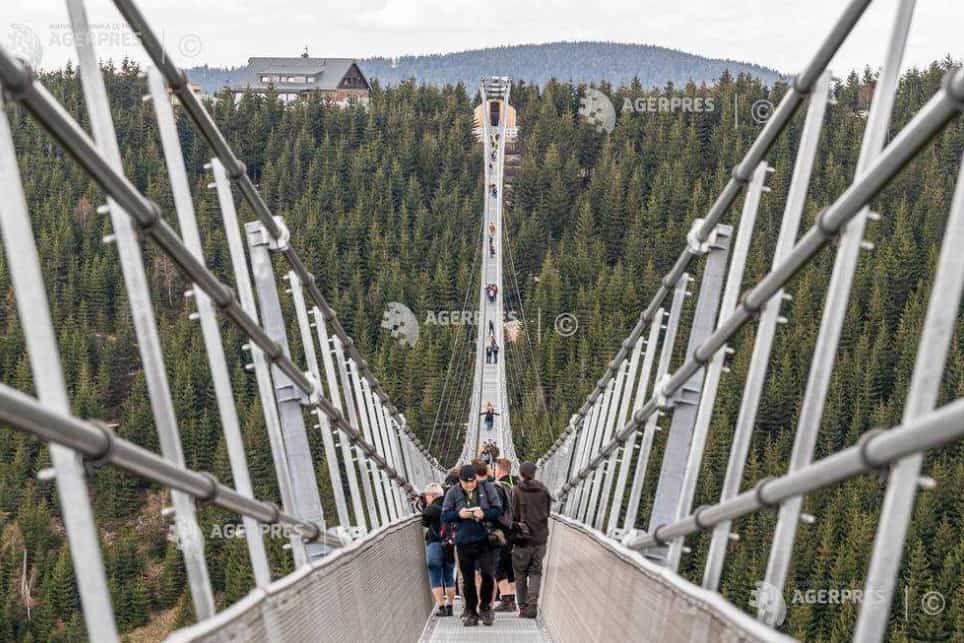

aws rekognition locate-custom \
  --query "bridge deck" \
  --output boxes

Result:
[421,598,551,642]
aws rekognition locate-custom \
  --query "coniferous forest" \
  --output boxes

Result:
[1,57,963,642]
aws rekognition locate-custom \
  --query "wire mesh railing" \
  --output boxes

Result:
[537,0,964,639]
[0,0,444,639]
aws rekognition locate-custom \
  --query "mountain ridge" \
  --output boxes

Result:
[186,40,784,94]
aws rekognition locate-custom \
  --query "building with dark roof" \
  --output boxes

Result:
[229,52,370,105]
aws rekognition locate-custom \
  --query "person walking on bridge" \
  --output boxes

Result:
[421,483,456,617]
[511,461,552,619]
[480,402,500,431]
[493,458,518,613]
[442,464,504,627]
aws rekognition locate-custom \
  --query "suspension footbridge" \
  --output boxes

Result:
[1,0,964,641]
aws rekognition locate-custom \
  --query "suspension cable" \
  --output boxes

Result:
[427,228,482,453]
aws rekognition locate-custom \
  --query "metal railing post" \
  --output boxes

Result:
[607,320,661,535]
[363,381,396,521]
[565,408,595,516]
[587,360,629,527]
[332,336,380,528]
[576,391,608,521]
[702,71,831,591]
[65,0,215,615]
[288,272,352,534]
[369,379,403,521]
[666,163,770,570]
[377,399,402,520]
[622,278,689,532]
[0,94,119,643]
[245,221,327,562]
[377,401,407,516]
[210,160,303,560]
[314,310,368,534]
[595,338,645,531]
[649,224,733,549]
[760,1,915,616]
[854,157,964,642]
[581,376,617,523]
[146,67,272,588]
[347,360,391,525]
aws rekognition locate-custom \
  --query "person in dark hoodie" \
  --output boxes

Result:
[441,464,503,627]
[421,483,456,617]
[510,461,552,619]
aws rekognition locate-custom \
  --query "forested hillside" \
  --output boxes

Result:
[1,55,963,642]
[186,41,782,94]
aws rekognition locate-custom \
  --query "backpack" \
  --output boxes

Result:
[493,481,514,530]
[438,522,456,546]
[482,480,512,532]
[437,523,456,562]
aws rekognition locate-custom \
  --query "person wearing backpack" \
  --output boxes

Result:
[421,483,456,617]
[492,458,518,613]
[510,461,552,619]
[441,464,504,627]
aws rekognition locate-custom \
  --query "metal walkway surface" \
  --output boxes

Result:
[421,600,551,643]
[462,77,517,465]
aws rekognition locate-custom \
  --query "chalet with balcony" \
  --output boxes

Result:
[230,53,370,105]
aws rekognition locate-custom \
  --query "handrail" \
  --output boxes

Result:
[538,0,877,463]
[554,70,964,497]
[0,49,439,498]
[111,0,441,470]
[0,382,323,542]
[624,395,964,548]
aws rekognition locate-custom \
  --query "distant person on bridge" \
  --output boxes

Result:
[479,442,499,467]
[481,403,500,431]
[488,221,496,240]
[511,461,552,619]
[441,464,504,627]
[486,283,498,303]
[421,483,456,617]
[493,458,518,613]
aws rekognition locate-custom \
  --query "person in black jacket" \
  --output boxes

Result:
[421,483,455,617]
[493,458,517,613]
[441,464,504,627]
[510,461,552,619]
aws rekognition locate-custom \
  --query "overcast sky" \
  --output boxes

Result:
[2,0,961,76]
